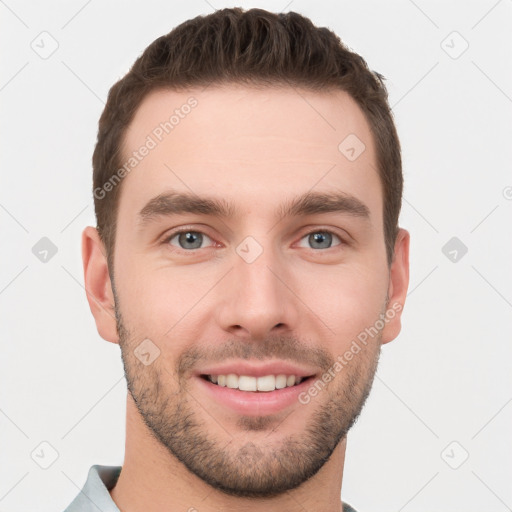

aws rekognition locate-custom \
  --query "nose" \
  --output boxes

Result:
[215,241,299,340]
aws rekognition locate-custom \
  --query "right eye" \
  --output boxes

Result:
[163,229,216,251]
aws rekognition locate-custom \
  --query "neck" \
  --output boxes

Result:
[110,394,347,512]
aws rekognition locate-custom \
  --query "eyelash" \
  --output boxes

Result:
[161,227,346,252]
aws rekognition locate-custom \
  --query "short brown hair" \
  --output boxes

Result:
[92,7,402,270]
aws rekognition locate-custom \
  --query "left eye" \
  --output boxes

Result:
[166,230,214,250]
[297,230,342,250]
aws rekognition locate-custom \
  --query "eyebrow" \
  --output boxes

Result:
[137,189,371,227]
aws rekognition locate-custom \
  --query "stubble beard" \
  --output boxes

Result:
[114,299,382,498]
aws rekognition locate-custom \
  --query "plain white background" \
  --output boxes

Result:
[1,1,511,511]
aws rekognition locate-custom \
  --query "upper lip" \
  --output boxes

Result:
[195,360,318,378]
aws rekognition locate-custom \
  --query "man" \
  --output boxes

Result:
[64,7,409,512]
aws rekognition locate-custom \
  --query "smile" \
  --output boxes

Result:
[202,373,308,392]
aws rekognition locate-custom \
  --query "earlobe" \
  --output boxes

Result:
[82,226,119,344]
[381,228,410,344]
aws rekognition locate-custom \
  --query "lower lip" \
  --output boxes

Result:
[195,375,314,416]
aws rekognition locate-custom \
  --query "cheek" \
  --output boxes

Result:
[298,265,388,343]
[116,245,389,348]
[115,260,215,339]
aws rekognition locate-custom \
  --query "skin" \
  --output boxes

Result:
[83,85,409,512]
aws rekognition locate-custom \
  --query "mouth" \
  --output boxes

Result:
[199,373,315,392]
[196,372,316,416]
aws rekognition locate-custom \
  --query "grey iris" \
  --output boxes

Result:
[309,232,332,249]
[179,231,203,249]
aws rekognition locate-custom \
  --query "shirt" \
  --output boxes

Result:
[62,465,359,512]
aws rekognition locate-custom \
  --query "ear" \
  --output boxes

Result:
[82,226,119,344]
[381,228,410,344]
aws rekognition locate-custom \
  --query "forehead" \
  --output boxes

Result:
[119,85,381,222]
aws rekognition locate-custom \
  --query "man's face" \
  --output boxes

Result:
[106,85,401,497]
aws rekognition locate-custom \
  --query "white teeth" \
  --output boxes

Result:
[206,373,306,392]
[275,374,287,389]
[226,373,238,389]
[257,375,275,391]
[238,375,257,391]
